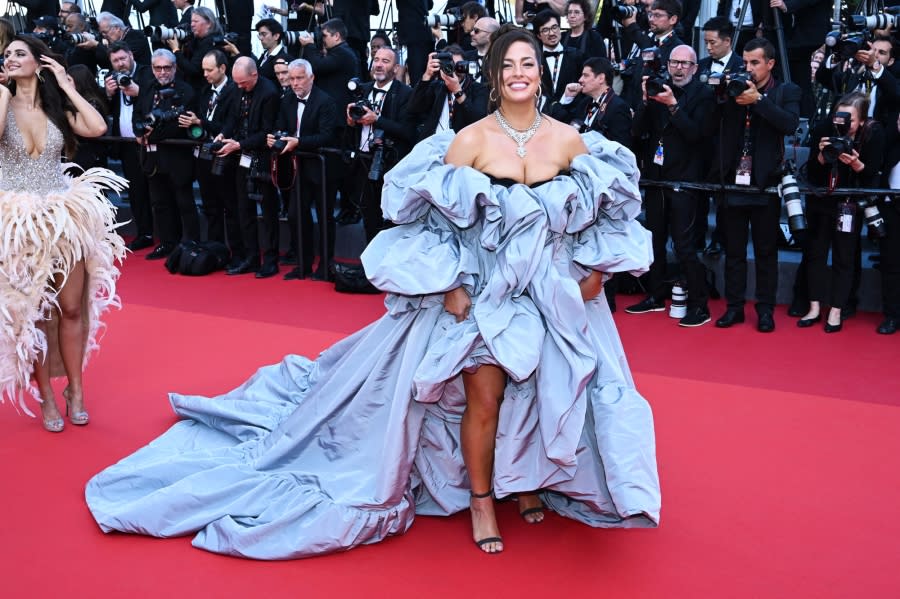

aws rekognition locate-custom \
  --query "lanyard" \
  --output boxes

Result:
[584,91,610,128]
[740,108,753,156]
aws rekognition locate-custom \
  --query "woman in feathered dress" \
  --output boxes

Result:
[0,36,126,430]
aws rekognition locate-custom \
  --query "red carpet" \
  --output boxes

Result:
[2,255,899,598]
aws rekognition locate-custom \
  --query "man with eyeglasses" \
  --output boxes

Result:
[81,12,152,69]
[619,0,683,110]
[133,49,199,261]
[627,44,716,327]
[465,17,499,83]
[533,10,584,103]
[255,18,294,86]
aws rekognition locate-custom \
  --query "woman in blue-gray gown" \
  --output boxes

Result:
[85,25,661,559]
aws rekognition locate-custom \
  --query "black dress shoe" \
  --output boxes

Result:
[715,309,745,328]
[824,320,843,333]
[255,262,279,279]
[126,235,154,251]
[796,315,821,328]
[145,243,174,260]
[624,296,665,314]
[877,318,898,335]
[787,302,809,318]
[226,259,259,275]
[757,311,775,333]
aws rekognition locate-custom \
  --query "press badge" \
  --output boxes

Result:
[146,144,157,152]
[653,142,664,166]
[239,153,252,168]
[735,154,752,185]
[837,201,856,233]
[193,146,200,158]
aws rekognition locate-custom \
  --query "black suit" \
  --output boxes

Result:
[619,28,683,111]
[96,29,152,71]
[407,77,489,142]
[562,29,607,60]
[179,6,194,27]
[174,34,217,93]
[879,116,900,322]
[697,52,744,79]
[108,64,156,241]
[541,46,585,103]
[347,80,414,241]
[816,61,900,126]
[275,87,339,274]
[133,79,199,246]
[100,0,129,20]
[713,79,801,314]
[257,46,293,86]
[192,78,240,248]
[11,0,57,30]
[633,78,716,310]
[549,91,632,147]
[222,76,281,264]
[302,42,360,109]
[132,0,179,26]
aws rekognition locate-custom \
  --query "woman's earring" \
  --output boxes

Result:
[535,83,543,105]
[36,69,45,83]
[489,88,498,104]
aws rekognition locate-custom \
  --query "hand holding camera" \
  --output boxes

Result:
[267,131,299,155]
[178,111,201,128]
[422,52,442,81]
[642,76,676,106]
[734,79,761,105]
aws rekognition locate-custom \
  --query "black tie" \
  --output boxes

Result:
[714,59,725,66]
[545,51,562,58]
[297,97,307,104]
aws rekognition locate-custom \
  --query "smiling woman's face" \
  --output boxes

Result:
[3,40,39,79]
[500,40,541,105]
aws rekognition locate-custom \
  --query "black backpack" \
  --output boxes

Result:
[164,241,230,276]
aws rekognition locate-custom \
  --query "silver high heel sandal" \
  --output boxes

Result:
[63,388,89,426]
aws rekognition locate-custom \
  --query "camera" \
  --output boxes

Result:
[614,2,641,20]
[435,51,455,76]
[822,111,853,163]
[211,31,239,48]
[368,129,393,181]
[198,140,230,176]
[776,160,806,234]
[145,25,190,42]
[640,48,670,97]
[64,32,95,44]
[425,8,460,27]
[725,71,753,97]
[283,29,319,47]
[857,196,887,238]
[271,130,290,153]
[111,71,132,88]
[347,77,375,122]
[133,88,186,136]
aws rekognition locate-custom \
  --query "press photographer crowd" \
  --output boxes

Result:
[2,0,899,335]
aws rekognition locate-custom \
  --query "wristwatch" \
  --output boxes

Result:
[453,90,465,101]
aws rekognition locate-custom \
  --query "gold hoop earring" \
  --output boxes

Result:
[489,88,498,104]
[535,83,543,100]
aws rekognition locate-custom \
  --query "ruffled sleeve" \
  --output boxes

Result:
[361,132,491,296]
[568,132,652,276]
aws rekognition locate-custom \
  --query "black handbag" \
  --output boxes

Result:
[164,241,230,276]
[331,262,381,294]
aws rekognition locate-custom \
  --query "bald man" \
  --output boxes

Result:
[466,17,500,82]
[627,43,716,327]
[218,56,283,278]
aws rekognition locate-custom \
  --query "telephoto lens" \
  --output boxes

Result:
[669,284,687,319]
[858,197,887,238]
[778,161,806,234]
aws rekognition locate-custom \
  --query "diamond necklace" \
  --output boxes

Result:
[494,109,542,158]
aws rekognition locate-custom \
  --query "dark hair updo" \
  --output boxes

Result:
[484,24,542,112]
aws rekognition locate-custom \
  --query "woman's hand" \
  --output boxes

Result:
[444,286,471,322]
[39,55,73,92]
[579,271,604,301]
[838,148,864,172]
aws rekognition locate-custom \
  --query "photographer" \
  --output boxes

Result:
[800,92,885,333]
[345,46,413,242]
[395,0,433,85]
[133,49,198,260]
[268,58,338,280]
[61,12,99,75]
[466,17,499,83]
[9,0,58,31]
[627,44,716,327]
[408,45,488,142]
[712,38,801,333]
[551,56,632,147]
[177,49,240,252]
[515,1,567,25]
[433,1,484,55]
[216,57,281,278]
[168,6,222,92]
[105,41,156,252]
[562,0,607,60]
[31,15,67,54]
[85,12,152,69]
[816,35,900,127]
[255,18,293,86]
[534,10,584,103]
[618,0,683,110]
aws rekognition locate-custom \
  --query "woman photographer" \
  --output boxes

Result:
[801,91,885,332]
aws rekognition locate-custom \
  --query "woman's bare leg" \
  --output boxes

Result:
[32,321,62,430]
[55,261,88,421]
[461,364,506,553]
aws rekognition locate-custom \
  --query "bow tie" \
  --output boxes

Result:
[713,59,725,66]
[545,51,562,59]
[296,97,307,104]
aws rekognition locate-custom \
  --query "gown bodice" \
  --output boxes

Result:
[0,107,68,195]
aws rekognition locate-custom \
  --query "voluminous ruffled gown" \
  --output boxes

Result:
[85,131,660,559]
[0,108,126,414]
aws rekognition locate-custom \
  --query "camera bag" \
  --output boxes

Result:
[164,241,230,276]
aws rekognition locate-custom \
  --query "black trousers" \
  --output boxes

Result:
[879,202,900,319]
[147,169,198,246]
[348,158,388,243]
[234,165,279,263]
[804,199,858,309]
[195,157,239,249]
[120,143,153,238]
[723,198,781,312]
[645,188,709,309]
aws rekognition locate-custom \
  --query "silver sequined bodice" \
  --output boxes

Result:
[0,107,68,195]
